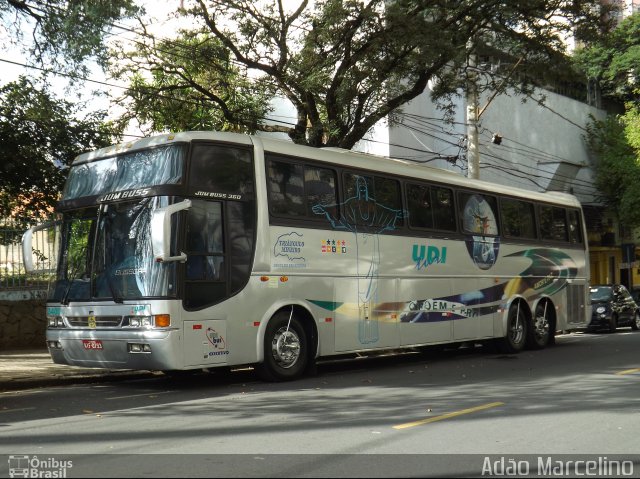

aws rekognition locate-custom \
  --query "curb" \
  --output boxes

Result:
[0,370,160,392]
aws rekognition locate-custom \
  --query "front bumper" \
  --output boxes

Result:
[46,328,182,370]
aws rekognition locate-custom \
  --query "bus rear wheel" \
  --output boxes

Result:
[527,301,552,349]
[256,310,308,382]
[496,303,527,354]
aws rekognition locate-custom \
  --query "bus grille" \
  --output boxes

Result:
[566,284,585,323]
[67,316,123,328]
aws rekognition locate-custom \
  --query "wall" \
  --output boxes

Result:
[387,85,607,207]
[0,291,47,350]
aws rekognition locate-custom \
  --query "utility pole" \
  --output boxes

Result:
[466,39,480,180]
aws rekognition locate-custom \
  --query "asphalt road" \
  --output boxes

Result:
[1,331,639,477]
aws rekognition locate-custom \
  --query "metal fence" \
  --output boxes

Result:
[0,217,55,290]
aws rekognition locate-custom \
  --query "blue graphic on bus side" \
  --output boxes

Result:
[312,175,407,344]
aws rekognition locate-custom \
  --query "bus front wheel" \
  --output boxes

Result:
[256,310,308,382]
[496,303,527,354]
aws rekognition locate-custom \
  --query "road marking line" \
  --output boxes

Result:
[393,402,505,430]
[615,368,640,376]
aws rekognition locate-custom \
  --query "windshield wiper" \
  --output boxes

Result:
[105,273,124,304]
[60,279,73,306]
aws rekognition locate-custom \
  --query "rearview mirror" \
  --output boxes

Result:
[21,221,56,273]
[150,199,192,263]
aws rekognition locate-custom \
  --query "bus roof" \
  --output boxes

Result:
[72,130,581,208]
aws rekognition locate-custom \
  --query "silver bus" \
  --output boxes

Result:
[23,131,589,381]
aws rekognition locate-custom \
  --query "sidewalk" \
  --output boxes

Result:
[0,349,157,391]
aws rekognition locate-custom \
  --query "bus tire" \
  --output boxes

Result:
[496,303,527,354]
[527,301,552,349]
[256,310,308,382]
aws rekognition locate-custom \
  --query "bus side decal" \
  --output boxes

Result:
[308,248,578,324]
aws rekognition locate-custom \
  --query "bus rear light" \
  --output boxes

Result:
[128,343,151,353]
[280,276,288,282]
[260,276,269,282]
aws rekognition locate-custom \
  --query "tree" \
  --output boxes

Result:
[573,13,640,104]
[574,13,640,229]
[1,0,140,76]
[115,32,273,135]
[112,0,611,149]
[0,76,122,221]
[585,115,640,229]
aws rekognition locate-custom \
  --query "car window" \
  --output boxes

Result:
[589,286,613,302]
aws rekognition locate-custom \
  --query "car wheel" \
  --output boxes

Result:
[632,312,640,331]
[608,315,618,334]
[256,310,308,382]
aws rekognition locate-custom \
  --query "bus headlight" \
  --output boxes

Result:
[47,340,62,349]
[123,315,170,329]
[128,343,152,353]
[47,316,65,328]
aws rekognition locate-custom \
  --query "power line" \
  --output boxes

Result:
[3,53,600,194]
[5,2,603,194]
[392,115,599,193]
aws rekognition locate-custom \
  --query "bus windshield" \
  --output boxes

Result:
[50,197,177,303]
[62,144,185,200]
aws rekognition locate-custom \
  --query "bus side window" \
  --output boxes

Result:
[267,160,305,216]
[407,183,434,229]
[305,166,337,218]
[406,183,455,231]
[189,144,253,194]
[568,209,583,244]
[432,186,456,231]
[539,205,568,242]
[185,200,224,281]
[501,198,535,239]
[343,172,404,230]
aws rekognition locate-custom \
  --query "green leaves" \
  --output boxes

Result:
[112,0,607,148]
[574,13,640,103]
[1,0,141,76]
[0,77,121,219]
[113,32,273,134]
[586,114,640,229]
